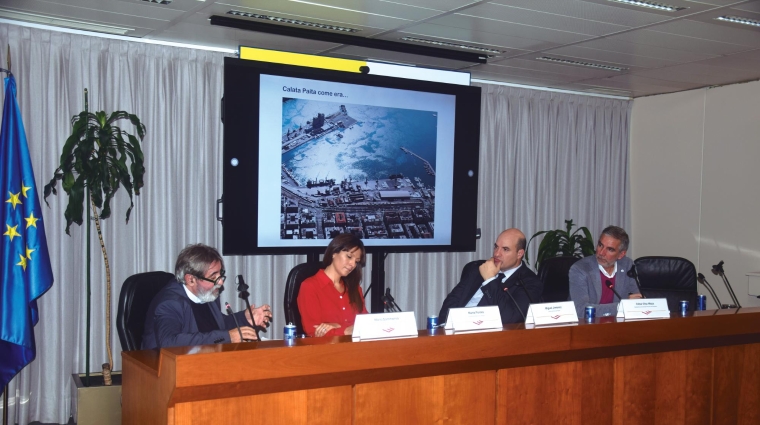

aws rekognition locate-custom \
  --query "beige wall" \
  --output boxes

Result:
[630,80,760,308]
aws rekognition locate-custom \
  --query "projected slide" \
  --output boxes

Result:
[258,74,456,247]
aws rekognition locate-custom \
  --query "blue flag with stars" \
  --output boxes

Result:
[0,74,54,389]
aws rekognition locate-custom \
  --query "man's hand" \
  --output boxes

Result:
[245,304,273,327]
[313,323,341,337]
[229,326,258,343]
[479,258,500,281]
[628,293,644,299]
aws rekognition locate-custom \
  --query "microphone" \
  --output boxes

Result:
[626,265,646,298]
[225,302,244,342]
[710,261,741,308]
[605,280,624,302]
[697,273,727,309]
[236,275,262,340]
[711,261,724,275]
[515,275,536,304]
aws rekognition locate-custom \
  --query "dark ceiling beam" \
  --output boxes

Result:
[209,15,488,64]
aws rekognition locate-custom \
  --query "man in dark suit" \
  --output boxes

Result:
[438,228,543,324]
[141,244,272,349]
[569,225,642,318]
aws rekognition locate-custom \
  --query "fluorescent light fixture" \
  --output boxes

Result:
[140,0,172,4]
[715,15,760,28]
[0,9,133,34]
[400,37,502,55]
[607,0,686,12]
[227,10,359,33]
[537,56,627,71]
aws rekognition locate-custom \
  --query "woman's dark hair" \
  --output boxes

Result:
[322,233,366,312]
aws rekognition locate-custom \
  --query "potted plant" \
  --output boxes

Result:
[43,89,146,393]
[525,219,595,270]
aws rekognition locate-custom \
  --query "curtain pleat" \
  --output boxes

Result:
[0,22,631,424]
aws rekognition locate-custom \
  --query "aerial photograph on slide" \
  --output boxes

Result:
[279,98,438,240]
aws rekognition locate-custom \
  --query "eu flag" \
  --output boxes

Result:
[0,74,54,389]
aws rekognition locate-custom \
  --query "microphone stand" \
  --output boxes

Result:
[712,262,741,308]
[225,302,244,342]
[382,288,401,312]
[236,275,262,340]
[605,280,625,303]
[627,265,646,298]
[697,273,727,309]
[503,288,526,322]
[515,275,536,304]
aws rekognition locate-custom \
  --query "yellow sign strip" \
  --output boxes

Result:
[239,46,366,73]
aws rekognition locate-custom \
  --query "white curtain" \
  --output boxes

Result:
[0,22,631,424]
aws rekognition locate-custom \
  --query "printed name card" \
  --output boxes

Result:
[616,298,670,319]
[351,312,419,341]
[524,301,579,326]
[444,306,503,333]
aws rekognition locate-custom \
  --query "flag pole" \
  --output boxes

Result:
[3,384,8,425]
[2,44,10,425]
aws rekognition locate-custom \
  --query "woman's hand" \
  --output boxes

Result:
[343,325,354,336]
[313,322,341,337]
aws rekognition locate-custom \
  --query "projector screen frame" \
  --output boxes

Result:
[221,57,481,255]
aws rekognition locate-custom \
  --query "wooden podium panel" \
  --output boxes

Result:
[123,308,760,425]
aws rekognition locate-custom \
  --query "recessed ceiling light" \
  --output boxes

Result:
[226,10,359,33]
[400,37,501,55]
[607,0,686,12]
[0,8,133,34]
[715,15,760,28]
[537,56,627,71]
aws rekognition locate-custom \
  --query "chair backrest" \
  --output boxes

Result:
[537,256,582,303]
[116,271,175,351]
[283,262,323,336]
[634,256,698,312]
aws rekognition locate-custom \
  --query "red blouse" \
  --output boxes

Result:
[297,269,368,337]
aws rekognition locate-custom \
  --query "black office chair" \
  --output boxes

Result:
[537,256,581,303]
[283,262,323,336]
[633,256,698,312]
[116,271,175,351]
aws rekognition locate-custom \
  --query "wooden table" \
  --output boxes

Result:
[122,307,760,425]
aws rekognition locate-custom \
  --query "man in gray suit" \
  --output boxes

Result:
[569,226,642,317]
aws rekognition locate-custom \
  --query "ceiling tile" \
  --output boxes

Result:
[376,0,480,12]
[573,37,718,62]
[375,30,529,58]
[606,73,698,90]
[456,3,629,36]
[545,44,681,68]
[633,62,760,85]
[400,23,561,51]
[426,14,595,44]
[488,0,676,26]
[693,48,760,71]
[649,19,760,48]
[605,29,751,56]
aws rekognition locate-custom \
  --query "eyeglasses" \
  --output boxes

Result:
[195,270,226,286]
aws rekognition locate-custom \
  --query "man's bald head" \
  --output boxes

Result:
[492,228,527,271]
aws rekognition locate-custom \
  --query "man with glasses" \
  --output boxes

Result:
[142,244,273,349]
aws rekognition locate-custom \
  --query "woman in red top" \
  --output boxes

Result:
[297,234,368,337]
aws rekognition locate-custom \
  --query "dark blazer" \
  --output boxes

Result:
[438,260,543,324]
[141,279,247,349]
[568,255,640,318]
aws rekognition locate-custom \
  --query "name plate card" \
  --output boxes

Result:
[525,301,579,326]
[445,306,503,333]
[616,298,670,319]
[351,312,418,341]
